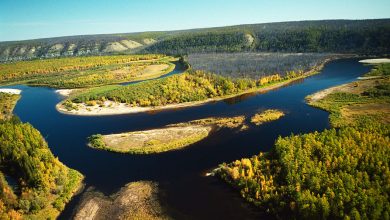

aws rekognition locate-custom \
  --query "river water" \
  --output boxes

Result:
[5,58,370,219]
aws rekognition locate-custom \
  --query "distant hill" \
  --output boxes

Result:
[1,19,389,61]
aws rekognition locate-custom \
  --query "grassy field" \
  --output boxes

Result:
[215,63,390,219]
[0,54,176,88]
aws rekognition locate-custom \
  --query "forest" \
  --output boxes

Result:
[1,19,389,61]
[187,53,331,79]
[142,19,390,55]
[70,69,296,106]
[0,93,83,219]
[216,63,390,219]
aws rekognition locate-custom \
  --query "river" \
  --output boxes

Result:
[5,58,371,219]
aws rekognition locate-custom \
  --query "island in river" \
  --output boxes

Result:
[57,56,332,116]
[88,109,287,154]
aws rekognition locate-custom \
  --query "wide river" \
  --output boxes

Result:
[7,58,371,219]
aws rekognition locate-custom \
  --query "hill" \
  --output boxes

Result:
[0,19,389,61]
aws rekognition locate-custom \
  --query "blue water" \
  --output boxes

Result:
[3,58,371,219]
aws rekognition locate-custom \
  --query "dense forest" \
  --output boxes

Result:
[0,93,83,219]
[142,19,390,55]
[218,122,390,219]
[217,64,390,219]
[187,53,331,79]
[1,19,389,61]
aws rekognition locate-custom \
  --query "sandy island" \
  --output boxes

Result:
[0,88,21,94]
[89,115,247,154]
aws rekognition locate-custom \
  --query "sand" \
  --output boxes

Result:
[0,88,21,95]
[55,89,76,97]
[359,58,390,64]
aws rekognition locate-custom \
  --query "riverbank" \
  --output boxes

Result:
[215,62,390,220]
[56,57,332,116]
[73,181,171,220]
[0,92,84,220]
[307,62,390,126]
[88,115,247,154]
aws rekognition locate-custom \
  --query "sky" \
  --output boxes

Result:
[0,0,389,42]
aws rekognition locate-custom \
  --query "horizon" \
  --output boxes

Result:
[1,0,390,42]
[2,18,389,43]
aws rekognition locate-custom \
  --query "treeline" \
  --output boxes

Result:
[1,19,389,61]
[0,94,83,219]
[71,69,293,106]
[187,53,331,79]
[141,19,390,55]
[143,32,251,54]
[217,122,390,219]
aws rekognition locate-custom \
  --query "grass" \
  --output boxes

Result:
[250,109,285,125]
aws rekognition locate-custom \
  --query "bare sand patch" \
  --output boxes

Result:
[55,89,76,97]
[359,58,390,64]
[120,40,143,49]
[0,88,21,95]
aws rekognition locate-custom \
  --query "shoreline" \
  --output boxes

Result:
[56,55,353,116]
[56,58,331,116]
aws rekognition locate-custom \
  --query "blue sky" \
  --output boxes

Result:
[1,0,389,41]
